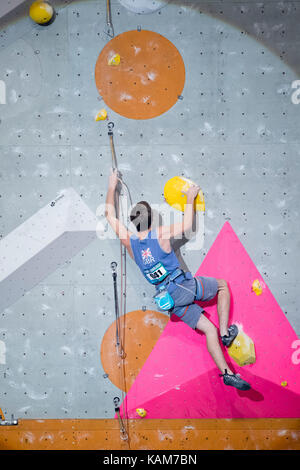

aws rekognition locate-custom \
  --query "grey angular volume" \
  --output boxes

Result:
[0,188,98,313]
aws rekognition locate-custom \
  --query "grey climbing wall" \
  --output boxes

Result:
[0,0,299,420]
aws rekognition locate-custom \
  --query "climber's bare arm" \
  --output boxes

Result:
[105,169,134,258]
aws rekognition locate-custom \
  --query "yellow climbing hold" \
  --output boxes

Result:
[281,381,288,387]
[252,279,263,296]
[164,176,205,212]
[136,408,147,418]
[29,1,54,25]
[228,330,256,367]
[95,109,108,121]
[108,53,121,66]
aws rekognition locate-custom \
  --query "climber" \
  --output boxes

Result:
[105,168,251,391]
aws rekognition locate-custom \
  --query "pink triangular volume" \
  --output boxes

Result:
[119,222,300,419]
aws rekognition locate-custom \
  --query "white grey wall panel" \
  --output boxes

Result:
[0,187,98,313]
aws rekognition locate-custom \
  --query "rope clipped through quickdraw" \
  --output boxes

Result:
[108,122,117,169]
[113,397,128,441]
[108,122,127,359]
[110,262,128,442]
[108,121,132,442]
[110,261,120,349]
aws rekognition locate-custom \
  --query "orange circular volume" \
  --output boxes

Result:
[95,30,185,120]
[100,309,169,391]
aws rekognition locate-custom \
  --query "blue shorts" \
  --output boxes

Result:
[169,274,218,330]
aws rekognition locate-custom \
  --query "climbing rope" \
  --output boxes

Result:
[113,397,128,441]
[108,121,133,442]
[110,261,121,350]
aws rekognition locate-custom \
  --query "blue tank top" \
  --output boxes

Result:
[130,228,180,286]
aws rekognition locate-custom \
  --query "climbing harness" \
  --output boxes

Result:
[152,268,183,311]
[104,0,114,38]
[153,269,199,311]
[174,276,199,297]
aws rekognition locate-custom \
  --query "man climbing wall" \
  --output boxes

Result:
[105,168,251,391]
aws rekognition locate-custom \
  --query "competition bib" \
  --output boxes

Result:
[145,262,169,284]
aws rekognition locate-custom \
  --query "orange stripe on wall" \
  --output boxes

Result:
[0,418,299,450]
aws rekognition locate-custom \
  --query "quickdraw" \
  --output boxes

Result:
[108,122,132,444]
[104,0,114,38]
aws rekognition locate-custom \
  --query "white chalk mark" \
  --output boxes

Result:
[143,313,166,330]
[268,222,283,232]
[171,153,181,163]
[0,340,6,364]
[147,71,157,81]
[9,89,18,103]
[120,92,133,101]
